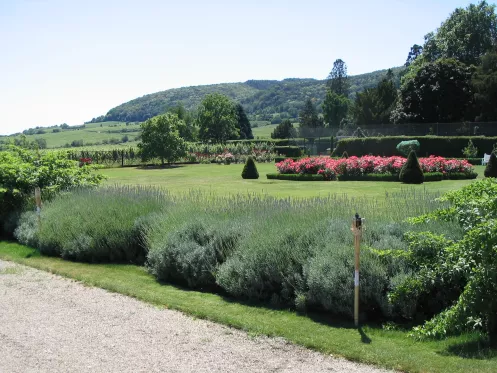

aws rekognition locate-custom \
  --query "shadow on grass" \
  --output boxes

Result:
[137,164,187,170]
[439,337,497,360]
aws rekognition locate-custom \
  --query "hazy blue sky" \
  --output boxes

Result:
[0,0,473,135]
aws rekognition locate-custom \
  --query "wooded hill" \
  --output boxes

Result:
[89,67,403,123]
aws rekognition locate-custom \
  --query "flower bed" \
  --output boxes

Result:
[275,156,475,181]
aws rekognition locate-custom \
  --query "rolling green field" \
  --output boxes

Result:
[3,121,141,148]
[102,163,486,199]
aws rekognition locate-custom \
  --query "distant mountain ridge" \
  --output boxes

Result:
[89,67,403,123]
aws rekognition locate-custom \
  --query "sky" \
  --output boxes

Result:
[0,0,475,135]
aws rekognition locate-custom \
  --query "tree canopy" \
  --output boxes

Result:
[197,94,239,143]
[138,113,187,165]
[422,1,497,66]
[323,90,350,128]
[392,59,473,124]
[327,59,350,96]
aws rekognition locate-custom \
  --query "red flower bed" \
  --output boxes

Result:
[276,156,474,180]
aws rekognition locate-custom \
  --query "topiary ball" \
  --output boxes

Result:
[399,150,424,184]
[242,156,259,179]
[484,153,497,178]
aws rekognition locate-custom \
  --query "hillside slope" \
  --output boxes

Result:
[92,67,402,123]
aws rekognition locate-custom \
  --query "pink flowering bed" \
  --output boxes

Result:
[275,156,475,181]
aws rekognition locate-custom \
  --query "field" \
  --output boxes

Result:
[3,121,141,148]
[102,163,486,199]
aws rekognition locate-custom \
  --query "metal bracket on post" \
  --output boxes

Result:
[351,213,364,327]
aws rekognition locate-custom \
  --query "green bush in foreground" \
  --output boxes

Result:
[241,156,259,179]
[397,179,497,343]
[22,186,170,263]
[16,184,463,327]
[400,151,424,184]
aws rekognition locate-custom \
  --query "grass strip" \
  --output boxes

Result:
[1,241,496,373]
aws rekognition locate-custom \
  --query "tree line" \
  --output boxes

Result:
[271,1,497,139]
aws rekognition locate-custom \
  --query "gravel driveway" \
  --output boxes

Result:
[0,260,392,373]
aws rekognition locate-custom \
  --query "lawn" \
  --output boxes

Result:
[102,163,486,199]
[1,241,495,373]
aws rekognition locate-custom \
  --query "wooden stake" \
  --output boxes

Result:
[34,187,42,226]
[352,213,363,327]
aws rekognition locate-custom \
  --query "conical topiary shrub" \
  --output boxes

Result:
[399,150,424,184]
[484,153,497,178]
[242,156,259,179]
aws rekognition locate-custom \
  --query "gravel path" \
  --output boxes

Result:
[0,260,392,373]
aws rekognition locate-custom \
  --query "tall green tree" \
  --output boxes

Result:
[352,73,397,125]
[473,50,497,121]
[422,1,497,66]
[405,44,424,67]
[197,93,239,143]
[327,59,350,96]
[235,104,253,139]
[299,98,321,129]
[391,59,473,124]
[138,113,187,165]
[322,90,350,128]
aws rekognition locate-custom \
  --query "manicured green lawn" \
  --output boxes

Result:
[0,241,495,373]
[102,163,485,199]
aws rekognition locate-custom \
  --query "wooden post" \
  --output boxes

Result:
[351,213,363,327]
[34,187,42,227]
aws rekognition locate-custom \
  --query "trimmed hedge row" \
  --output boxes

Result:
[267,172,476,182]
[266,173,325,181]
[274,146,302,158]
[339,173,443,182]
[333,136,497,158]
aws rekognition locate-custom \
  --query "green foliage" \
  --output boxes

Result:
[32,186,169,263]
[333,136,496,158]
[402,179,497,342]
[168,104,198,141]
[299,98,322,129]
[197,93,239,143]
[422,1,497,66]
[274,146,302,158]
[352,73,397,125]
[484,152,497,177]
[392,59,473,124]
[400,151,424,184]
[138,113,187,165]
[94,69,402,124]
[147,220,244,289]
[462,139,479,158]
[322,90,349,128]
[327,59,350,96]
[271,119,296,139]
[241,156,259,179]
[473,50,497,121]
[235,104,253,140]
[396,140,420,156]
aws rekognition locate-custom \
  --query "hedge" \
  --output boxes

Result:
[453,158,482,165]
[339,173,443,182]
[274,146,302,158]
[266,173,325,181]
[267,173,448,182]
[274,156,301,163]
[333,136,497,158]
[446,172,478,180]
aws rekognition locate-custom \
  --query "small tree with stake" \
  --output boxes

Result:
[241,156,259,179]
[400,150,424,184]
